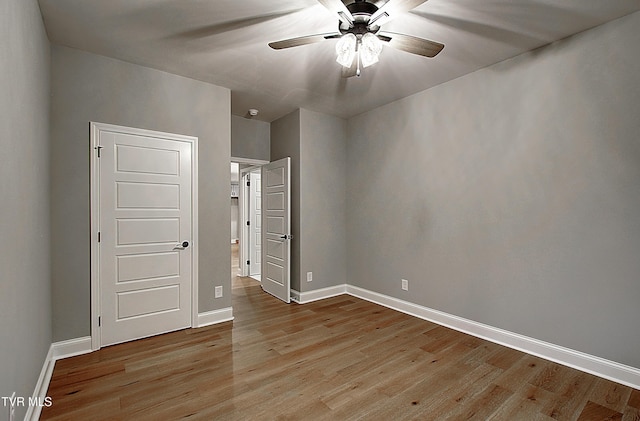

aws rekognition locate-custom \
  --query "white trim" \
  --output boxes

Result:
[90,122,101,350]
[26,337,93,421]
[238,164,265,278]
[51,336,93,360]
[345,285,640,390]
[231,156,269,166]
[25,347,54,421]
[291,285,347,304]
[190,131,200,330]
[90,122,199,351]
[196,308,234,328]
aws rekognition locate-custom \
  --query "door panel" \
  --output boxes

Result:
[98,128,193,347]
[249,170,262,276]
[116,182,180,209]
[116,252,180,283]
[116,218,180,245]
[116,145,179,175]
[266,216,285,233]
[266,238,284,259]
[261,157,291,303]
[117,285,180,319]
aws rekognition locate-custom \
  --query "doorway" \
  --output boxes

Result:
[230,157,292,303]
[231,158,268,289]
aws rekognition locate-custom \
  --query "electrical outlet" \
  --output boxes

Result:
[307,272,313,282]
[401,279,409,291]
[214,286,223,298]
[9,392,15,421]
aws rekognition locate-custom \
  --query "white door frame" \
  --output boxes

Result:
[90,122,199,351]
[232,157,268,278]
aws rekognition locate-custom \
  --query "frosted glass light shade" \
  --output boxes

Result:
[336,33,357,67]
[360,32,383,68]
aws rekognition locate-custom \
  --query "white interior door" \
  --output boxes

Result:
[261,157,291,303]
[96,125,194,347]
[249,170,262,277]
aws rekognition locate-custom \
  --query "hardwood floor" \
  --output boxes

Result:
[42,278,640,420]
[231,242,241,281]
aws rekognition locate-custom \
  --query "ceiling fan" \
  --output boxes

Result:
[269,0,444,77]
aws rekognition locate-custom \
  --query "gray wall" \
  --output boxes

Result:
[271,110,302,291]
[300,110,347,292]
[347,12,640,369]
[232,115,270,161]
[50,46,232,342]
[0,0,51,419]
[271,109,348,293]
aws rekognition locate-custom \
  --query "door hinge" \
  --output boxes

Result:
[98,316,101,327]
[97,232,101,242]
[95,145,103,158]
[246,220,250,226]
[247,181,250,187]
[247,260,250,266]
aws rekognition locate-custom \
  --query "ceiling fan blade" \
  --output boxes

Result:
[379,31,444,58]
[409,11,540,48]
[172,9,307,40]
[370,0,429,26]
[317,0,354,26]
[269,33,340,50]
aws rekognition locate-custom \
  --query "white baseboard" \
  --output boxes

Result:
[51,336,93,360]
[196,307,234,328]
[25,346,54,421]
[291,284,347,304]
[345,285,640,390]
[26,337,93,421]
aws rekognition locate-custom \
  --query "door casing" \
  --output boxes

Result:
[233,157,268,277]
[90,122,199,351]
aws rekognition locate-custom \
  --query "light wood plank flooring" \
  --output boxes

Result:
[42,278,640,420]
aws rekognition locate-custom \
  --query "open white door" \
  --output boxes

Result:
[261,157,291,303]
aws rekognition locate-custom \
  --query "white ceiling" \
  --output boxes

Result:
[38,0,640,122]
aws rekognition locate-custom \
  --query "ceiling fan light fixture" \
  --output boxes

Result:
[269,0,444,78]
[335,33,357,67]
[360,32,383,68]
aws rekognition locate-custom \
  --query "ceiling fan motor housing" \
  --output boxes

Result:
[339,0,380,36]
[348,0,378,17]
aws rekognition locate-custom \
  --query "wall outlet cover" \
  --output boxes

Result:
[215,286,223,298]
[401,279,409,291]
[307,272,313,282]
